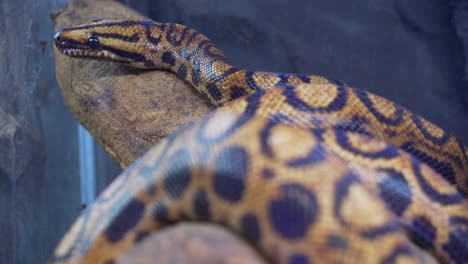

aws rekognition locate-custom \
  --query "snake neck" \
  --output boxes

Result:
[161,35,335,105]
[147,23,244,105]
[145,23,337,106]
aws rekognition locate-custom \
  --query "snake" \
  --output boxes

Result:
[51,19,468,264]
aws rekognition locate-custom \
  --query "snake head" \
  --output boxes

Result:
[54,19,157,68]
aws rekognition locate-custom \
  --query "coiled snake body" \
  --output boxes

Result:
[52,19,468,263]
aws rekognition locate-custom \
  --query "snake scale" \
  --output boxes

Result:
[52,19,468,264]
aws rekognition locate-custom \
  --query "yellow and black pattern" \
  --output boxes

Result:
[52,19,468,264]
[222,84,468,197]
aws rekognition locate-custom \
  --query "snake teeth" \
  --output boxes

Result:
[61,48,99,58]
[61,48,120,61]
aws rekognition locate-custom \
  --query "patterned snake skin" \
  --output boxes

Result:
[52,19,468,264]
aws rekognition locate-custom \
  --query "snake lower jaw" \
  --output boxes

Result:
[57,47,133,64]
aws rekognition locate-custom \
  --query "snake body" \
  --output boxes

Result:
[52,19,468,263]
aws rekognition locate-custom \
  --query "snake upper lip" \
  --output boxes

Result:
[54,31,89,51]
[56,41,88,51]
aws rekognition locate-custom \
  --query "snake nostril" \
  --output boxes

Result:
[54,31,62,45]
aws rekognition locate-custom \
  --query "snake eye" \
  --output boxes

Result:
[88,36,101,49]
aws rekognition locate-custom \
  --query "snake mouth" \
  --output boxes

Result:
[56,46,133,63]
[58,47,130,62]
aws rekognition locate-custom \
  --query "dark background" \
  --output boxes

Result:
[1,0,467,263]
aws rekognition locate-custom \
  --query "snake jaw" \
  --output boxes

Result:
[56,46,133,64]
[58,47,131,63]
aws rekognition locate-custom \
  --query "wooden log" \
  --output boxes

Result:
[118,224,265,264]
